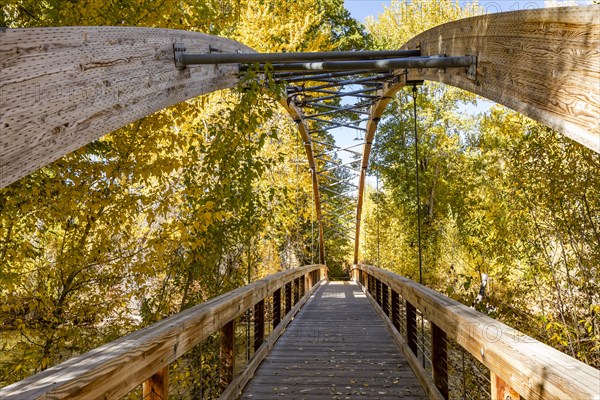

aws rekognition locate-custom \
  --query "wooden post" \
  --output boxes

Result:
[254,300,264,352]
[382,283,389,316]
[391,290,400,331]
[273,288,281,329]
[371,276,376,298]
[492,372,520,400]
[142,366,169,400]
[432,323,449,399]
[220,320,235,391]
[406,301,418,356]
[376,279,382,307]
[293,278,300,305]
[285,282,292,314]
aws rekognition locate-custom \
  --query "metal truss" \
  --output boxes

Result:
[174,48,476,261]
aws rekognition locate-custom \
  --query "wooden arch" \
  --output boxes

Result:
[0,6,597,267]
[353,5,599,264]
[0,26,326,262]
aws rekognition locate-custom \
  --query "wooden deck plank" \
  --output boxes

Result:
[241,281,426,399]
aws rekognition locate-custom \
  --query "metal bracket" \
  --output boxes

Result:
[407,80,424,86]
[174,43,186,69]
[467,55,477,80]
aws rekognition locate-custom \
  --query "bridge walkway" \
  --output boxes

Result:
[242,281,426,399]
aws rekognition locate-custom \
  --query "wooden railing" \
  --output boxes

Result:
[352,264,599,400]
[0,264,327,400]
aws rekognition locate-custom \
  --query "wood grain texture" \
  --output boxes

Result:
[241,282,427,399]
[492,372,520,400]
[359,279,445,400]
[353,265,600,400]
[402,5,600,152]
[0,264,326,400]
[219,278,324,400]
[0,27,252,187]
[142,366,169,400]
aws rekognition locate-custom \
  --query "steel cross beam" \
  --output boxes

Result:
[175,49,421,66]
[260,56,475,72]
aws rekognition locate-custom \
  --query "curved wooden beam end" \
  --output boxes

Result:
[402,5,600,153]
[0,27,252,188]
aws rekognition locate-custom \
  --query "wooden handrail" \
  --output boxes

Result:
[352,264,599,400]
[0,264,327,399]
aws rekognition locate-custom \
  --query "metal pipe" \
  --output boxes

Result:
[310,139,338,148]
[296,88,380,104]
[262,56,474,72]
[287,75,391,92]
[181,50,421,65]
[318,160,361,174]
[306,102,372,113]
[304,104,371,118]
[319,174,359,187]
[276,70,373,83]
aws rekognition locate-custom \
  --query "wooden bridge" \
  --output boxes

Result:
[1,265,598,399]
[1,4,599,400]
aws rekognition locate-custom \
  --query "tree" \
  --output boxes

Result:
[0,0,368,386]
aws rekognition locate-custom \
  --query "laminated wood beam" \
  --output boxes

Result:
[402,5,600,153]
[0,27,249,188]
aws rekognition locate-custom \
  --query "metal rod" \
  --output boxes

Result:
[317,142,363,156]
[304,102,372,112]
[310,139,338,149]
[413,85,424,287]
[318,161,360,174]
[277,70,373,83]
[181,50,421,65]
[287,75,391,92]
[321,188,355,200]
[306,117,369,131]
[321,186,347,197]
[274,70,365,79]
[255,56,474,72]
[324,228,355,241]
[309,124,367,133]
[303,104,371,118]
[296,88,380,104]
[322,204,352,217]
[323,178,359,188]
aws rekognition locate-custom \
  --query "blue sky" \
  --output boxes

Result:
[346,0,551,22]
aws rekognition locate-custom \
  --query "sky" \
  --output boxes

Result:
[346,0,554,22]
